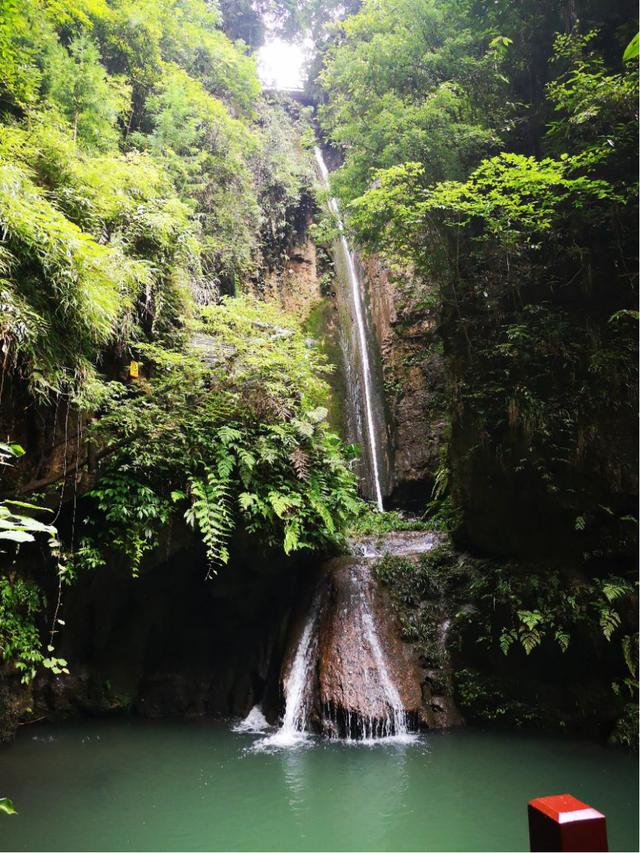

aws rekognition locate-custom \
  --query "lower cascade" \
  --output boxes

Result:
[256,533,442,747]
[316,558,419,743]
[358,594,410,740]
[256,593,322,748]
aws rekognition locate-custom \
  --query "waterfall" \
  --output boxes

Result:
[246,156,435,749]
[358,589,409,739]
[252,567,413,747]
[320,562,412,742]
[257,594,321,749]
[314,147,384,512]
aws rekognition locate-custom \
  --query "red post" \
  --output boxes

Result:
[528,794,608,852]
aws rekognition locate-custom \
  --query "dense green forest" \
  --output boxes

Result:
[0,0,637,754]
[314,0,638,741]
[0,0,362,695]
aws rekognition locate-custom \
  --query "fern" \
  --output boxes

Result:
[268,491,301,519]
[290,447,310,481]
[600,578,631,602]
[599,607,622,641]
[185,467,234,575]
[283,519,303,555]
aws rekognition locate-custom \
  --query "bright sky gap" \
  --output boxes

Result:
[257,38,309,90]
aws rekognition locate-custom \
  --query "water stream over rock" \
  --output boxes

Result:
[261,531,447,746]
[318,560,417,743]
[248,153,452,749]
[255,591,322,749]
[314,146,385,511]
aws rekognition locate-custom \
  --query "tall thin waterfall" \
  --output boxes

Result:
[314,147,384,512]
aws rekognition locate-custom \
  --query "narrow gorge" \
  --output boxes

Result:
[0,0,637,850]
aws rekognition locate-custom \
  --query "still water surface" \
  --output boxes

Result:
[0,719,637,851]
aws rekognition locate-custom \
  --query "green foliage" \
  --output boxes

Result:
[0,444,56,547]
[0,576,45,684]
[546,31,638,180]
[319,0,509,202]
[0,0,333,705]
[0,443,65,683]
[45,34,131,149]
[610,633,638,742]
[84,297,360,574]
[376,541,637,733]
[377,541,636,661]
[348,509,431,538]
[373,545,473,672]
[454,668,541,726]
[609,701,639,749]
[88,474,172,576]
[324,14,637,562]
[623,33,639,62]
[254,98,316,273]
[0,443,69,684]
[0,158,131,396]
[348,149,623,259]
[0,0,315,401]
[466,562,635,656]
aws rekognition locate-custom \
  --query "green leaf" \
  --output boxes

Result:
[3,500,52,512]
[520,629,542,655]
[0,443,25,458]
[283,522,300,554]
[600,608,621,641]
[0,797,17,815]
[623,33,639,62]
[307,406,328,424]
[238,492,258,511]
[499,629,516,655]
[518,610,543,630]
[0,530,35,543]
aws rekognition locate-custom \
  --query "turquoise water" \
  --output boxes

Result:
[0,719,637,851]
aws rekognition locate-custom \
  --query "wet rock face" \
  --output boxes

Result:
[281,531,464,739]
[277,538,463,740]
[317,558,423,737]
[358,254,447,507]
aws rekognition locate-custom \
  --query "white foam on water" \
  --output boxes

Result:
[253,594,321,751]
[347,732,419,747]
[232,705,270,734]
[250,729,311,752]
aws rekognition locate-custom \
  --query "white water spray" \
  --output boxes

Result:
[233,705,270,733]
[314,147,384,512]
[256,596,321,749]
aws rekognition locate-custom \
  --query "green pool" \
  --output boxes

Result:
[0,719,637,851]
